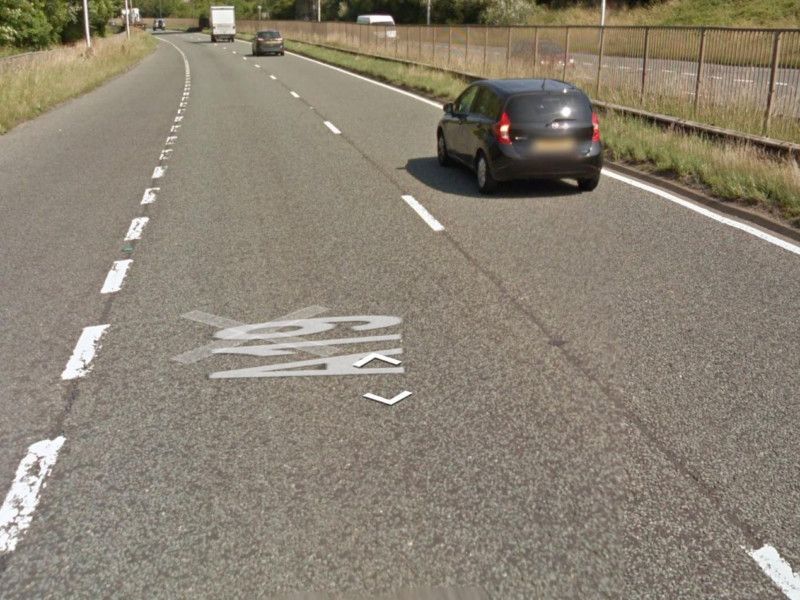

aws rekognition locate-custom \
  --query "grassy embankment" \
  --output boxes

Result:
[285,40,800,227]
[0,32,157,134]
[523,0,800,27]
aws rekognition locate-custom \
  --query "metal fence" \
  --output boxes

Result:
[234,20,800,144]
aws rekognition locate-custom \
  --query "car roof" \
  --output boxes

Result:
[477,79,582,97]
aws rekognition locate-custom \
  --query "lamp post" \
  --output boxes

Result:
[82,0,92,48]
[426,0,431,25]
[600,0,606,27]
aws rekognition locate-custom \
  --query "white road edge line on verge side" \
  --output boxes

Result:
[602,168,800,257]
[61,324,110,380]
[234,36,798,257]
[746,545,800,600]
[284,50,443,108]
[124,217,149,241]
[402,194,444,232]
[324,121,341,135]
[0,437,66,553]
[100,259,133,294]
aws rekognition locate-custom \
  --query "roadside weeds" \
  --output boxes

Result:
[0,33,157,134]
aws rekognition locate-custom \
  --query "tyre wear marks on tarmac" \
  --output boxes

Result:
[227,35,800,592]
[0,35,193,563]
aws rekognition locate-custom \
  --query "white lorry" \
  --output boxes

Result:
[210,6,235,43]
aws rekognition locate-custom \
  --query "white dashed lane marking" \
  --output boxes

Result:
[124,217,149,241]
[61,324,110,380]
[747,545,800,600]
[0,437,66,553]
[401,195,444,232]
[100,259,133,294]
[290,91,300,98]
[141,187,159,205]
[324,121,341,135]
[152,166,166,179]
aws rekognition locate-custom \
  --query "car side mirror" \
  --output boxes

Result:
[443,102,454,114]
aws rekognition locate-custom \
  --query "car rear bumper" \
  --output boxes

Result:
[491,142,603,181]
[254,44,284,52]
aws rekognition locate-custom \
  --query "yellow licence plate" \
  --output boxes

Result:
[533,138,577,153]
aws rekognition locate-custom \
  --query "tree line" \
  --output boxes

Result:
[0,0,657,48]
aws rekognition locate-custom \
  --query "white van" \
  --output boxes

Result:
[356,14,397,39]
[210,5,235,43]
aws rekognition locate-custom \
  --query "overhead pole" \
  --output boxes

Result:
[318,0,321,22]
[427,0,431,26]
[600,0,606,27]
[82,0,92,48]
[123,0,130,40]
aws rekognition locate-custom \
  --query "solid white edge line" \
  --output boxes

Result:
[285,50,443,108]
[602,168,800,257]
[324,121,341,135]
[233,34,797,257]
[61,324,110,380]
[402,194,444,232]
[100,259,133,294]
[124,217,149,241]
[0,437,66,553]
[746,545,800,600]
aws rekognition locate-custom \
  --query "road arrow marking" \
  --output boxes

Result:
[363,390,412,406]
[353,352,402,368]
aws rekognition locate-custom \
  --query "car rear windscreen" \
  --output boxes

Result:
[259,31,281,38]
[506,93,592,122]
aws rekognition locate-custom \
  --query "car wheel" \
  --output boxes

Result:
[280,51,285,56]
[476,152,497,194]
[578,175,600,192]
[437,131,453,167]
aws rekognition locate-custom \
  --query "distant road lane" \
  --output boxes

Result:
[0,31,798,599]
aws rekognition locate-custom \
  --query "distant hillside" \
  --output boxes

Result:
[518,0,800,28]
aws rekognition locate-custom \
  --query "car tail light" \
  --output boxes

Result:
[495,112,512,145]
[592,112,600,142]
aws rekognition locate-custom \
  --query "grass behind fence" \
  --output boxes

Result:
[286,39,800,227]
[0,32,157,134]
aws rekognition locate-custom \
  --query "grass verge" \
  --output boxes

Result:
[0,32,157,134]
[287,39,800,228]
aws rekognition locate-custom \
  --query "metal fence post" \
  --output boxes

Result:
[433,25,437,65]
[595,26,605,98]
[640,27,650,103]
[483,27,488,75]
[532,27,539,77]
[763,31,783,135]
[418,26,422,60]
[447,26,452,68]
[505,27,512,76]
[693,27,707,115]
[563,27,570,81]
[465,27,470,71]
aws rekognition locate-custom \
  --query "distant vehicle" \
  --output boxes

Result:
[120,7,142,28]
[437,79,602,193]
[210,5,236,43]
[511,39,575,69]
[153,18,166,31]
[252,30,284,56]
[356,14,397,39]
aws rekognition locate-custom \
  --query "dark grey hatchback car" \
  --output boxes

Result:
[437,79,603,193]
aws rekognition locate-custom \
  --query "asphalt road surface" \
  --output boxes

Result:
[1,31,799,599]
